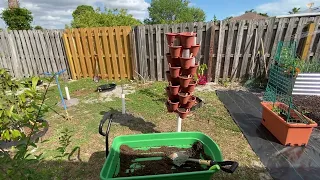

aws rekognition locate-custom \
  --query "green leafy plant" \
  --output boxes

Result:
[198,64,207,76]
[272,105,281,115]
[1,8,33,30]
[55,128,81,161]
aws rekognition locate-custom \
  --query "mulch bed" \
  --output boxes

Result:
[116,141,211,177]
[293,95,320,127]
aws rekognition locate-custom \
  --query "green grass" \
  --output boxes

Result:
[29,78,268,180]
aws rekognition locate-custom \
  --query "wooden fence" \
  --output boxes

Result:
[0,30,69,78]
[133,16,320,83]
[62,27,133,80]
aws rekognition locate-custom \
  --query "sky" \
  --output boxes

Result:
[0,0,319,29]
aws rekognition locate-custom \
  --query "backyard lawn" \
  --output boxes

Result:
[32,78,269,179]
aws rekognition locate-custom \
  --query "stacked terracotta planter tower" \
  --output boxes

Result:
[165,32,200,119]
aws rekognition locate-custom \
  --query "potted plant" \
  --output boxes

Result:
[261,101,317,146]
[197,64,208,85]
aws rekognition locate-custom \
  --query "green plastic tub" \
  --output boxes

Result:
[100,132,223,180]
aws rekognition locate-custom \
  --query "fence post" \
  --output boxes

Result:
[301,22,315,60]
[7,31,22,78]
[130,28,138,80]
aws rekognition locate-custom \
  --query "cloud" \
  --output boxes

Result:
[0,0,150,29]
[256,0,320,16]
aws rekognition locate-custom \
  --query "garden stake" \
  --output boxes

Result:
[43,69,71,120]
[121,83,126,114]
[177,114,182,132]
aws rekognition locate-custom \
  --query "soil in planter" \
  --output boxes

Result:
[116,141,212,177]
[293,95,320,128]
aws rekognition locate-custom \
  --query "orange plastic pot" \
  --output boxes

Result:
[190,44,200,56]
[179,75,192,88]
[186,96,196,109]
[169,64,181,78]
[165,33,178,46]
[180,57,193,69]
[261,102,317,146]
[178,92,190,105]
[181,68,192,76]
[169,45,182,58]
[169,83,180,96]
[168,98,179,112]
[189,63,199,76]
[177,107,190,119]
[179,32,196,48]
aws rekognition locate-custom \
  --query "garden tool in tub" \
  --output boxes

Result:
[169,151,238,173]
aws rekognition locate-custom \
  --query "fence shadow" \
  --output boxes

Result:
[100,109,160,134]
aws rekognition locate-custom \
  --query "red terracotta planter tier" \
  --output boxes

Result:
[169,84,180,96]
[179,75,192,88]
[169,46,182,58]
[189,63,199,76]
[180,57,193,69]
[168,98,179,112]
[165,33,178,46]
[178,92,190,105]
[177,108,190,119]
[261,102,317,146]
[179,32,196,48]
[169,65,181,78]
[190,44,200,56]
[181,81,196,94]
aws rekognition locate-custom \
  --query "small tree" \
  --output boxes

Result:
[1,8,33,30]
[245,9,268,17]
[289,7,300,14]
[34,25,43,30]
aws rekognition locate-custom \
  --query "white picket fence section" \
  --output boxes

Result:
[293,73,320,96]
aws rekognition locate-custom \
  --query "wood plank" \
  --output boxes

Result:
[301,22,316,60]
[136,27,142,77]
[155,25,162,80]
[93,28,107,79]
[79,28,93,77]
[223,21,235,80]
[163,24,169,72]
[270,18,286,63]
[264,18,276,59]
[215,20,227,83]
[107,27,119,80]
[62,30,76,79]
[231,20,245,80]
[6,31,22,78]
[18,30,34,76]
[140,26,148,79]
[284,17,299,42]
[309,17,320,60]
[27,30,43,74]
[240,20,255,78]
[66,29,81,78]
[13,30,28,76]
[100,28,112,79]
[55,31,69,77]
[37,30,52,73]
[74,29,88,77]
[203,22,211,66]
[295,17,309,44]
[23,30,37,75]
[86,28,97,78]
[130,28,138,79]
[0,32,11,70]
[48,30,61,71]
[123,27,132,79]
[207,22,216,82]
[196,22,204,61]
[115,27,126,79]
[147,25,155,80]
[44,30,58,73]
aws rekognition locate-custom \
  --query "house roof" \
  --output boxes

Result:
[229,12,268,21]
[297,6,320,14]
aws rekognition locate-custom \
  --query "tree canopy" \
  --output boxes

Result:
[144,0,206,24]
[289,7,300,14]
[1,8,33,30]
[71,6,142,28]
[34,25,43,30]
[245,9,268,17]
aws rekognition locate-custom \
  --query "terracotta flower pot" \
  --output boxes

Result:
[178,92,190,105]
[165,71,171,82]
[179,75,192,88]
[171,57,181,67]
[169,64,181,78]
[168,98,179,112]
[169,83,180,96]
[169,45,182,58]
[166,101,174,112]
[179,32,196,48]
[165,33,178,46]
[181,81,196,94]
[261,102,317,146]
[190,44,200,57]
[166,53,172,65]
[177,107,190,119]
[184,95,196,109]
[180,57,193,69]
[189,63,199,76]
[181,68,192,76]
[170,77,180,85]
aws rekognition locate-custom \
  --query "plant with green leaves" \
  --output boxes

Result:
[1,8,33,30]
[55,128,81,161]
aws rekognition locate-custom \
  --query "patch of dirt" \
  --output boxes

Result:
[196,82,247,92]
[73,88,93,96]
[117,141,211,177]
[293,95,320,127]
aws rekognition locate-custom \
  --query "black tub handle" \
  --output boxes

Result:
[216,161,239,173]
[99,112,113,157]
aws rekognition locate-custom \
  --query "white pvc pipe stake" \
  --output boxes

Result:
[65,86,70,100]
[121,93,126,114]
[177,114,182,132]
